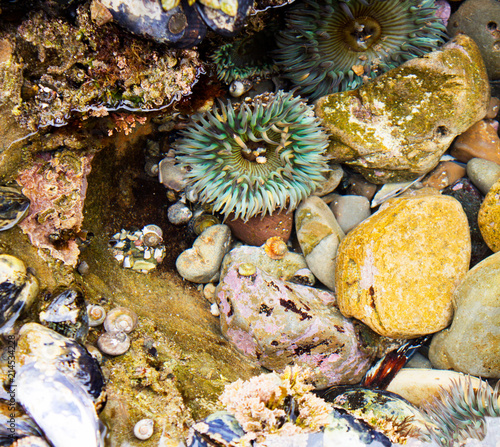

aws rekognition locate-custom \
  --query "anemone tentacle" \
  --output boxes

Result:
[174,91,330,222]
[274,0,448,101]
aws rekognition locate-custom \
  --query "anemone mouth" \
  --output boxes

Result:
[174,91,330,221]
[274,0,448,101]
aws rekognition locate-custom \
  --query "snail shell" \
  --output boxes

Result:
[238,263,256,277]
[142,224,163,247]
[97,331,130,356]
[134,418,154,440]
[263,236,288,260]
[87,304,106,327]
[103,307,138,333]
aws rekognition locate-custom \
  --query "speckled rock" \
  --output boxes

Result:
[295,196,345,291]
[450,119,500,164]
[422,161,466,190]
[443,178,492,267]
[429,251,500,378]
[219,244,311,284]
[175,224,232,283]
[448,0,500,80]
[216,263,378,389]
[329,194,371,233]
[478,177,500,252]
[467,157,500,194]
[335,194,471,338]
[226,211,293,246]
[315,35,490,183]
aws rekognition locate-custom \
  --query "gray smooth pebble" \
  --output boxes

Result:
[466,157,500,195]
[329,194,371,233]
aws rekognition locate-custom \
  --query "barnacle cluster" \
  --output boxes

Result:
[274,0,448,100]
[174,90,330,222]
[2,8,201,130]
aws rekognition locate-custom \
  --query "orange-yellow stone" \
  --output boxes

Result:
[478,177,500,252]
[335,195,471,338]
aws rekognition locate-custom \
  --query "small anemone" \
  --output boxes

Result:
[274,0,448,101]
[211,29,279,84]
[421,376,500,446]
[174,90,330,222]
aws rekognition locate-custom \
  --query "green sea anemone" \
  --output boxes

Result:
[211,30,279,84]
[274,0,448,101]
[422,377,500,446]
[174,90,330,221]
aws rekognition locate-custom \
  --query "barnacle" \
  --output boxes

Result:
[274,0,448,100]
[174,90,330,222]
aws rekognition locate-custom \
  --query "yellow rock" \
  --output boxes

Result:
[335,195,471,338]
[478,176,500,252]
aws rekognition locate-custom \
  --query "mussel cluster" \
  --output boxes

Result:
[99,0,254,48]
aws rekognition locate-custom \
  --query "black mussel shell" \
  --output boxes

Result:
[39,287,89,344]
[195,0,252,36]
[0,186,30,232]
[101,0,207,48]
[187,411,245,447]
[17,323,106,412]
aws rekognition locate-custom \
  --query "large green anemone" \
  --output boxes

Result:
[174,91,330,221]
[274,0,448,101]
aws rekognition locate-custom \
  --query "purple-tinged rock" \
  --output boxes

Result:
[215,263,378,389]
[442,178,492,267]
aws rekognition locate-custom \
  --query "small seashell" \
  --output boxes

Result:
[229,79,252,98]
[104,307,138,333]
[133,418,154,440]
[263,236,288,260]
[97,331,130,356]
[191,213,220,236]
[238,262,256,277]
[168,201,192,225]
[123,255,133,268]
[77,260,90,275]
[210,303,220,316]
[142,224,163,247]
[87,304,106,327]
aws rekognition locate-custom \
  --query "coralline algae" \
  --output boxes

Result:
[216,263,378,389]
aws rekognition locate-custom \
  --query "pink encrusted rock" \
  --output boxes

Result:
[216,263,378,389]
[16,150,93,267]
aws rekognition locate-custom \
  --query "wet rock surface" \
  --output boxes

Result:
[429,251,500,378]
[335,194,471,338]
[316,35,490,183]
[216,263,378,389]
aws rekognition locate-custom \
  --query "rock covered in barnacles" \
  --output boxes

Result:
[216,264,379,389]
[0,254,39,334]
[5,7,202,130]
[16,151,93,267]
[335,194,471,338]
[316,35,490,183]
